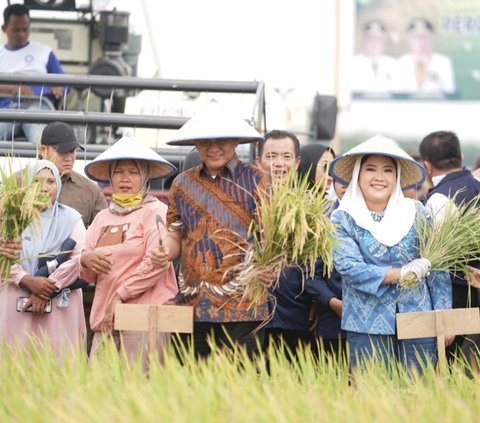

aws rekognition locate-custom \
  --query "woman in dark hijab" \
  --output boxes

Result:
[298,144,335,189]
[298,143,346,359]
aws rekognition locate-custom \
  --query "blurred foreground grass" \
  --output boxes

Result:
[1,338,479,423]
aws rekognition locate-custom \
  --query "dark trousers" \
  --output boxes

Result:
[175,321,265,360]
[82,286,96,355]
[447,284,480,363]
[318,337,348,362]
[264,328,317,360]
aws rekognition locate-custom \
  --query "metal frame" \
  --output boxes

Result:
[0,73,266,164]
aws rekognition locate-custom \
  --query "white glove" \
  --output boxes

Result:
[400,258,431,280]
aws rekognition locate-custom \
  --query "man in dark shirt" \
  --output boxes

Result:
[420,130,480,363]
[256,130,344,359]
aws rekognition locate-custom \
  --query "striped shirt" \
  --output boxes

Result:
[167,155,269,322]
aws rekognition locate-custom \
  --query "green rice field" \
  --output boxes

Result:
[1,339,479,423]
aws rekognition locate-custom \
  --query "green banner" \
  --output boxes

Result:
[352,0,480,100]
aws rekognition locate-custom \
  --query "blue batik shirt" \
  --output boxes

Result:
[331,203,452,335]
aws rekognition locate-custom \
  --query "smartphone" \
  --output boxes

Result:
[16,297,52,313]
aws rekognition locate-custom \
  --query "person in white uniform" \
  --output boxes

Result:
[0,4,65,145]
[350,20,396,96]
[393,18,455,96]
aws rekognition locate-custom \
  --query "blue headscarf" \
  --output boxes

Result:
[20,160,82,275]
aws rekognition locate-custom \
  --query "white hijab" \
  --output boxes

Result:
[336,155,417,247]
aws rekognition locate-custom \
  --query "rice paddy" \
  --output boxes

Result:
[400,198,480,287]
[1,338,479,423]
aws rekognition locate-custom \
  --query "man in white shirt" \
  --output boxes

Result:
[0,4,65,145]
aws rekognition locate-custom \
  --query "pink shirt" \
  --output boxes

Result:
[0,220,86,351]
[80,200,177,332]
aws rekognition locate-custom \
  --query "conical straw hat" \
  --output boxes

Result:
[167,101,262,146]
[85,134,177,183]
[330,135,426,190]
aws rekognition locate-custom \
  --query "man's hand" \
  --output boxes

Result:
[50,86,64,99]
[466,266,480,289]
[21,275,57,300]
[258,272,278,289]
[328,297,343,318]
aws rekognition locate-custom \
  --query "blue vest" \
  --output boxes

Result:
[427,168,480,205]
[427,168,480,286]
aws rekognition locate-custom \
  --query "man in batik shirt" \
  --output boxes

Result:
[150,103,270,358]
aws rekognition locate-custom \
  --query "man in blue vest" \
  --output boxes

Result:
[420,130,480,362]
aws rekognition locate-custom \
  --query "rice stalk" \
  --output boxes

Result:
[1,336,480,422]
[400,196,480,288]
[237,170,336,309]
[0,158,50,280]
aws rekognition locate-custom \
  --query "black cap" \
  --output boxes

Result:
[40,122,84,153]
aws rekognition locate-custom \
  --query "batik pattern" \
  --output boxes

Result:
[332,203,452,335]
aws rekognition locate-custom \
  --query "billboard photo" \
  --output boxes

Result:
[350,0,480,100]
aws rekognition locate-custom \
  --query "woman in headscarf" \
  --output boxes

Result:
[0,160,86,352]
[297,143,346,359]
[329,135,452,373]
[298,143,335,190]
[79,135,178,370]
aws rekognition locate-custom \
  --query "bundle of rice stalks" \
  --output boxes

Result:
[0,159,50,280]
[236,171,336,309]
[399,197,480,288]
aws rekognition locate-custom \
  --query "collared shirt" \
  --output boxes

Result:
[167,155,270,322]
[59,170,108,227]
[427,169,480,222]
[427,174,450,221]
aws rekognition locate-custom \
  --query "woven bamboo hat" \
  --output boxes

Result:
[330,135,426,190]
[167,101,262,146]
[84,134,177,183]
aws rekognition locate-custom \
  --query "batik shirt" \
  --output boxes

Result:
[167,156,270,322]
[331,203,452,335]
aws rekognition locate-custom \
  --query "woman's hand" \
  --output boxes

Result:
[81,251,113,275]
[400,258,431,280]
[21,275,57,300]
[100,293,122,331]
[149,246,170,271]
[0,238,22,260]
[22,294,49,314]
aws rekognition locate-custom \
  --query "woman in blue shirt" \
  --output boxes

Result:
[329,135,452,373]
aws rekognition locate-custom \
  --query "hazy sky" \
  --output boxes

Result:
[108,0,338,94]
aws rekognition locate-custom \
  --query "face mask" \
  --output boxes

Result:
[111,192,143,208]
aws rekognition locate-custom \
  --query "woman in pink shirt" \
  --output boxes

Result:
[79,135,177,370]
[0,160,86,354]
